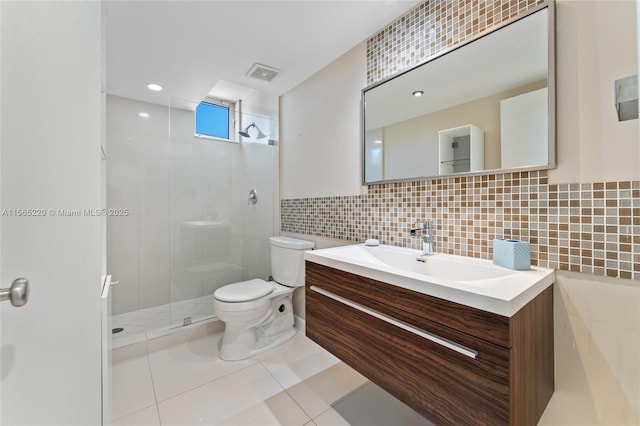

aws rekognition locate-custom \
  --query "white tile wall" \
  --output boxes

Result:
[108,253,140,315]
[107,95,171,316]
[138,250,171,309]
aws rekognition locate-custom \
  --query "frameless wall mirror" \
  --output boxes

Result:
[362,3,555,184]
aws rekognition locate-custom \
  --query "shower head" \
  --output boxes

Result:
[239,122,267,139]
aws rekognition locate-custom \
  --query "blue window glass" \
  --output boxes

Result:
[195,102,229,139]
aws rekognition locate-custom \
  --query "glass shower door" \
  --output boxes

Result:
[168,96,277,328]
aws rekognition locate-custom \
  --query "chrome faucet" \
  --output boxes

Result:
[410,220,435,256]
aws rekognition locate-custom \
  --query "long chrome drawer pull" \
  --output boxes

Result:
[310,285,478,359]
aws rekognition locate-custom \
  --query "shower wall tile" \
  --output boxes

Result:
[107,94,172,315]
[107,193,140,256]
[109,253,141,316]
[138,250,172,310]
[140,193,171,253]
[107,163,140,196]
[140,159,171,195]
[281,172,640,280]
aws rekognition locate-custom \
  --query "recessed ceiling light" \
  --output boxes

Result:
[147,83,163,91]
[138,112,150,118]
[412,90,424,97]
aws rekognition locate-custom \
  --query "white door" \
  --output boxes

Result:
[0,2,104,425]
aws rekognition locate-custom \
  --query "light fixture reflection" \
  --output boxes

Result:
[147,83,163,91]
[138,112,150,118]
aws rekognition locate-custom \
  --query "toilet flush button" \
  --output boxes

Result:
[365,239,380,246]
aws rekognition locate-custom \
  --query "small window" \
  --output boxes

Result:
[195,101,230,140]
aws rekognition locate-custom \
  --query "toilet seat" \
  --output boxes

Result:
[214,279,273,302]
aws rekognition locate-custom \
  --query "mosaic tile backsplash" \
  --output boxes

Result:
[282,171,640,280]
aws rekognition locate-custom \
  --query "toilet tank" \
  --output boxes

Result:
[270,236,315,287]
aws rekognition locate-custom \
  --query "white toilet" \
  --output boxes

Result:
[213,236,314,360]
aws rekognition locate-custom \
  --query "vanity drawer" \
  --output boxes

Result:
[306,261,554,425]
[306,288,511,425]
[306,261,511,348]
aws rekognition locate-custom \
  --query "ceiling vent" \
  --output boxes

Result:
[246,63,282,83]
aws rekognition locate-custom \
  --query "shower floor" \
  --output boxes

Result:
[111,294,215,348]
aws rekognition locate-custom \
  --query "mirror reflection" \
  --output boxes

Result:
[363,6,552,184]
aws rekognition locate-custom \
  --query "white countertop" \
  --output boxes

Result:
[305,244,555,317]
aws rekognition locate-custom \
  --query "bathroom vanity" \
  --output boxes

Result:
[304,244,554,426]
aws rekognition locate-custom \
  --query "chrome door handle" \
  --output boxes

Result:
[0,278,29,307]
[248,189,258,205]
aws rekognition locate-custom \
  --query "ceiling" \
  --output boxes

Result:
[105,1,421,107]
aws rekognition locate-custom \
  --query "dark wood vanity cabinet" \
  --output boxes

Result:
[305,261,554,426]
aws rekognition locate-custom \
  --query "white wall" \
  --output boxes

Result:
[551,0,639,184]
[1,2,103,424]
[543,7,640,417]
[539,272,640,424]
[279,0,640,421]
[280,42,367,199]
[242,90,279,133]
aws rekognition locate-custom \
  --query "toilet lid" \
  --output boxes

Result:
[214,279,273,302]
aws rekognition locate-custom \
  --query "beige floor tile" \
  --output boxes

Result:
[111,354,157,421]
[111,406,160,426]
[148,332,257,401]
[157,363,310,426]
[314,382,432,426]
[259,332,342,389]
[285,362,368,419]
[312,409,352,426]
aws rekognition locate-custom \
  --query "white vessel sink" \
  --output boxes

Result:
[305,244,554,317]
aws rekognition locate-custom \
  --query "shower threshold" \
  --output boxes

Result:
[110,294,217,349]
